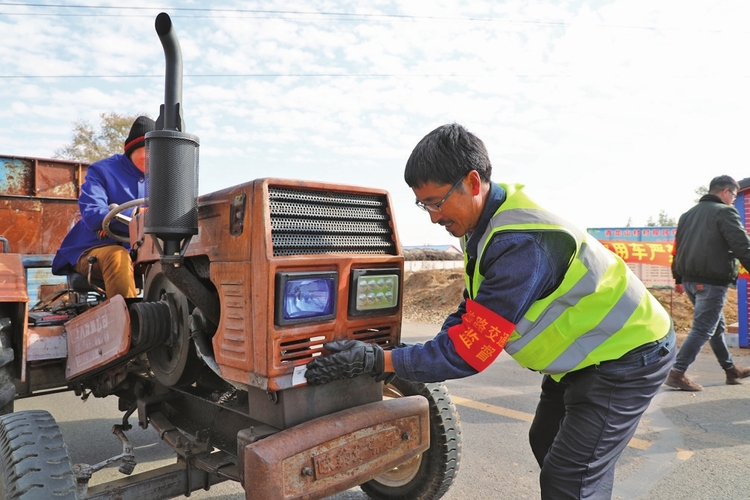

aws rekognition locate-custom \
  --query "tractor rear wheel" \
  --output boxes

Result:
[361,377,462,500]
[0,410,76,499]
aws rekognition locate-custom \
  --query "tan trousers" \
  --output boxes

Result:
[74,245,137,299]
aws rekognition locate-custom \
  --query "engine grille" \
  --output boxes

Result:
[268,187,397,256]
[278,328,395,365]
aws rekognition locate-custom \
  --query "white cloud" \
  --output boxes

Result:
[2,1,750,245]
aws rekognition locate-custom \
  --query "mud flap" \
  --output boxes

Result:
[65,295,130,379]
[242,395,430,500]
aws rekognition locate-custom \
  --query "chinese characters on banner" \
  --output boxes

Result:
[591,227,750,279]
[600,240,673,267]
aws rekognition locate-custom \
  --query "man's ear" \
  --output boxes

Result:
[466,170,483,195]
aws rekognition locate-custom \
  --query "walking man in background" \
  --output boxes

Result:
[667,175,750,391]
[52,116,155,299]
[307,123,675,499]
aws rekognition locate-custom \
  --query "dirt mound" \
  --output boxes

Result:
[651,287,738,341]
[403,270,465,325]
[403,269,739,343]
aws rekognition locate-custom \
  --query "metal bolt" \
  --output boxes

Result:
[401,432,410,441]
[301,467,313,477]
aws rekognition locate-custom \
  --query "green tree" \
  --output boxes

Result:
[54,112,148,163]
[646,210,676,227]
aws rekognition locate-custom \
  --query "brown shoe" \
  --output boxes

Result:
[725,366,750,385]
[664,369,703,391]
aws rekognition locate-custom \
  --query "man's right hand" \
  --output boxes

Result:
[305,340,387,385]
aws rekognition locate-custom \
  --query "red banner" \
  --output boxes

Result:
[601,241,673,267]
[600,240,750,279]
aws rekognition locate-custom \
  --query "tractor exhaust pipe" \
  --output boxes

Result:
[144,13,220,327]
[145,12,199,260]
[154,12,183,132]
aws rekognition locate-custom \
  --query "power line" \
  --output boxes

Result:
[0,73,512,79]
[0,2,727,32]
[1,73,747,80]
[0,2,568,25]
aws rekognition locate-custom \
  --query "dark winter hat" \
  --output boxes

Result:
[124,116,156,158]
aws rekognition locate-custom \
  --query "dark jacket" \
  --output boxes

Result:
[672,193,750,286]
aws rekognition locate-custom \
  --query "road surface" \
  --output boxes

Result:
[15,322,750,499]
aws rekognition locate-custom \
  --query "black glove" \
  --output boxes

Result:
[305,340,389,386]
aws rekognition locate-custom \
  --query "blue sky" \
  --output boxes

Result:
[2,1,749,246]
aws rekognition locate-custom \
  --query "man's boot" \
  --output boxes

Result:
[725,365,750,385]
[664,369,703,391]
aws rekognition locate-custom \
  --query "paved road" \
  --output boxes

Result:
[15,322,750,499]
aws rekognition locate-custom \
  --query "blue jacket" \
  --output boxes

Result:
[52,154,146,275]
[391,183,575,382]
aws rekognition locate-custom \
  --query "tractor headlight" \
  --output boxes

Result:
[275,271,337,326]
[349,268,400,316]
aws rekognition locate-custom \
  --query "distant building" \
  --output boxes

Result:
[403,245,462,256]
[402,244,463,271]
[734,177,750,348]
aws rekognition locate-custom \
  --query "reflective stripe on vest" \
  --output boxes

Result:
[465,183,671,377]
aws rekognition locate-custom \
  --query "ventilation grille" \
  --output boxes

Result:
[269,187,396,256]
[279,335,326,365]
[352,327,394,345]
[278,328,395,365]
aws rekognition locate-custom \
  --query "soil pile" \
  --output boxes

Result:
[403,269,739,342]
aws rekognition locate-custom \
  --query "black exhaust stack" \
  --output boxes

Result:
[143,13,220,326]
[145,12,199,261]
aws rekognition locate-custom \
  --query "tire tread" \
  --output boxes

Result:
[0,410,76,500]
[0,318,15,415]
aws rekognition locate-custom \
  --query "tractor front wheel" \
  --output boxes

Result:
[361,377,462,500]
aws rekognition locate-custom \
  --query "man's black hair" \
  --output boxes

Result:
[708,175,739,194]
[404,123,492,188]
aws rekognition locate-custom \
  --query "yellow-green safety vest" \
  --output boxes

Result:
[463,183,671,379]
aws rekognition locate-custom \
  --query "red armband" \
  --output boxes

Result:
[447,299,515,372]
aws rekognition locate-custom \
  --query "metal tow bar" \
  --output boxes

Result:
[73,424,136,497]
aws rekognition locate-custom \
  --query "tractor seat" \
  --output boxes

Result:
[67,271,105,295]
[64,256,142,297]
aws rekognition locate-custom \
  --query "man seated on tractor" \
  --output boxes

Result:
[52,116,156,299]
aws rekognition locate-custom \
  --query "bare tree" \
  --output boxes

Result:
[694,185,708,203]
[54,112,149,163]
[646,210,677,227]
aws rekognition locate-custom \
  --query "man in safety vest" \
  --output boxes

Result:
[306,123,675,499]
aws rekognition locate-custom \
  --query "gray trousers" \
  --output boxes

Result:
[528,330,675,499]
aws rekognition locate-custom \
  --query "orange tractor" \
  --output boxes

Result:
[0,12,461,500]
